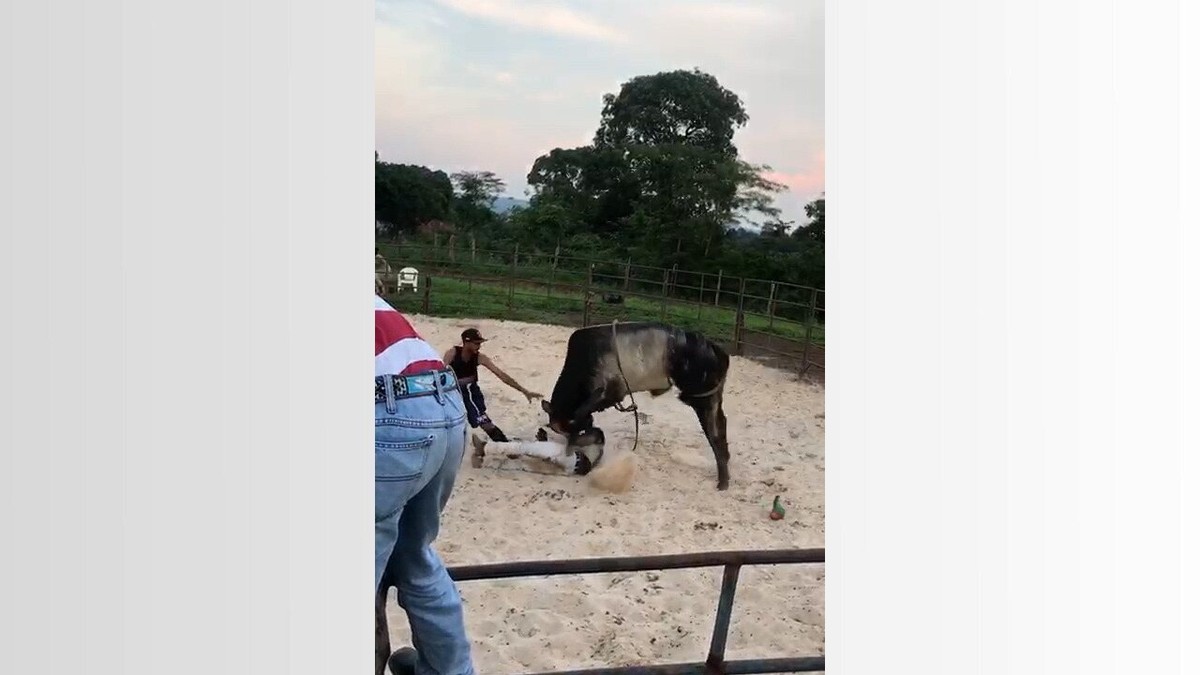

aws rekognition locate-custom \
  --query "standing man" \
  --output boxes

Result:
[375,294,474,675]
[444,327,542,443]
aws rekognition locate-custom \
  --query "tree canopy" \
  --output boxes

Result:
[374,157,454,236]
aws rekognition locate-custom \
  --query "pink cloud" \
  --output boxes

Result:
[436,0,626,43]
[762,150,825,195]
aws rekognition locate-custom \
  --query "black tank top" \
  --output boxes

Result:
[450,346,479,381]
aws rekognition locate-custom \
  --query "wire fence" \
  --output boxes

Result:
[376,238,825,381]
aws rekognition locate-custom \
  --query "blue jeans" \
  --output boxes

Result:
[376,373,474,675]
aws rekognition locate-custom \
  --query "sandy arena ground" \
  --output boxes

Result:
[384,316,825,673]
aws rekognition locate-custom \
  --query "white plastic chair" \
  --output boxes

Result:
[397,266,420,292]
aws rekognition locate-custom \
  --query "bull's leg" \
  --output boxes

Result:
[714,399,730,489]
[682,392,731,490]
[375,585,391,675]
[571,386,611,425]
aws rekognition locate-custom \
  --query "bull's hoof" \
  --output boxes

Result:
[717,479,730,491]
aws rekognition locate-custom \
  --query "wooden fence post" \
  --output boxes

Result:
[734,277,748,356]
[422,275,432,314]
[697,272,706,320]
[660,268,670,321]
[549,241,560,298]
[767,282,778,330]
[623,259,632,291]
[583,263,594,325]
[801,287,819,374]
[714,269,723,307]
[508,244,518,310]
[471,236,477,264]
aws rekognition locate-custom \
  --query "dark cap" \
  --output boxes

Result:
[461,328,487,342]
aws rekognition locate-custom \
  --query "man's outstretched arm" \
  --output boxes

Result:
[478,354,543,402]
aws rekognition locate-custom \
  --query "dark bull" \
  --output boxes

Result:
[541,321,733,490]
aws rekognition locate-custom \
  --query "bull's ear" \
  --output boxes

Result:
[540,399,552,414]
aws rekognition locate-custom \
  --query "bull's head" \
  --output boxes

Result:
[540,399,594,436]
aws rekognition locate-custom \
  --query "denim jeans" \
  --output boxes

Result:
[376,372,474,675]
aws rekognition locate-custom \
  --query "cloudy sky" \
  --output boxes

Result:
[376,0,824,226]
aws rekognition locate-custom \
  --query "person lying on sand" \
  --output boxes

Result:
[470,427,606,476]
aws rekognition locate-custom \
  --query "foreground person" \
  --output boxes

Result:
[375,295,474,675]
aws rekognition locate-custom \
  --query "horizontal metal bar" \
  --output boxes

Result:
[447,548,823,582]
[737,327,815,342]
[522,656,826,675]
[731,343,806,360]
[739,316,811,330]
[742,278,822,294]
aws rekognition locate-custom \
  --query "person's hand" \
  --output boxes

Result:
[524,390,543,403]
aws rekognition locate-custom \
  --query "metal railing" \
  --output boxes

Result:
[444,548,826,675]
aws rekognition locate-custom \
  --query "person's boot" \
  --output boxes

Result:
[484,425,509,442]
[387,647,418,675]
[470,433,487,468]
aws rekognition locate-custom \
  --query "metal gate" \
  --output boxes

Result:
[444,548,826,675]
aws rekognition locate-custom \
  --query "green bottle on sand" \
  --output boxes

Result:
[769,495,785,520]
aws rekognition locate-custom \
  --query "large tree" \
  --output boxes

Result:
[525,69,783,263]
[375,156,454,236]
[448,170,506,232]
[793,196,824,243]
[450,170,506,209]
[593,68,748,157]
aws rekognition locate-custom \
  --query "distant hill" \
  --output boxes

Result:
[490,196,529,214]
[726,226,760,241]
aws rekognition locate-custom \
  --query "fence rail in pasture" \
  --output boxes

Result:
[376,239,824,381]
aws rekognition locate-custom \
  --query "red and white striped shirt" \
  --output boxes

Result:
[375,295,445,376]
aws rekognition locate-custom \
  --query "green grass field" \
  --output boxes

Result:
[383,274,824,347]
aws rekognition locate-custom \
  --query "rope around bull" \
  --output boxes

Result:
[610,319,641,453]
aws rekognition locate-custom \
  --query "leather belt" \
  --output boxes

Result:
[374,368,459,404]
